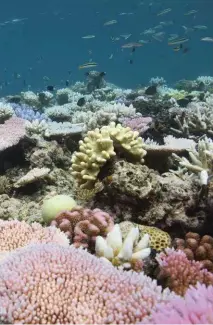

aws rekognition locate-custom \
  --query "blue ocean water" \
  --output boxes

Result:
[0,0,212,96]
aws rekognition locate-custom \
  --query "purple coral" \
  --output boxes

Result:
[0,243,174,324]
[11,103,50,122]
[120,116,152,135]
[143,283,213,324]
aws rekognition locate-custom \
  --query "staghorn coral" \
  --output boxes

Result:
[119,221,171,251]
[50,207,114,249]
[0,243,174,324]
[71,122,146,189]
[143,283,213,324]
[172,136,213,185]
[156,248,213,296]
[0,220,69,260]
[95,224,151,271]
[174,232,213,272]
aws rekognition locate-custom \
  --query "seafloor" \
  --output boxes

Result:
[0,73,213,324]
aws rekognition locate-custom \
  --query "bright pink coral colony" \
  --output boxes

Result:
[0,243,174,324]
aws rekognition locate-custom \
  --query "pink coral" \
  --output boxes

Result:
[51,207,114,249]
[0,117,26,152]
[0,220,69,260]
[0,243,174,324]
[143,284,213,324]
[157,248,213,295]
[120,116,152,135]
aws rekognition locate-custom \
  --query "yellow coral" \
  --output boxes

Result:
[119,221,171,251]
[71,122,146,189]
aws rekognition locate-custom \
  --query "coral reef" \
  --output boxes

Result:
[156,248,213,295]
[95,224,151,271]
[71,122,146,189]
[174,232,213,272]
[0,117,26,152]
[0,243,174,324]
[119,221,171,251]
[143,283,213,324]
[50,207,114,249]
[0,220,69,260]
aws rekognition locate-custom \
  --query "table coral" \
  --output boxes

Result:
[156,248,213,295]
[0,243,174,324]
[0,220,69,260]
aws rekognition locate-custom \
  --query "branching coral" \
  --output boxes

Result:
[172,136,213,185]
[0,102,14,123]
[156,248,213,295]
[95,224,151,271]
[0,243,174,324]
[50,207,114,248]
[0,220,69,260]
[174,232,213,272]
[71,122,146,189]
[143,284,213,324]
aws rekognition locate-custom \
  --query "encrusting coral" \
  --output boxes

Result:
[174,232,213,272]
[0,220,69,260]
[119,221,171,251]
[95,224,151,271]
[0,243,174,324]
[50,207,114,248]
[156,248,213,296]
[71,122,146,189]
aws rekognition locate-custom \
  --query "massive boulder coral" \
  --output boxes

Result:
[71,122,146,189]
[0,243,174,324]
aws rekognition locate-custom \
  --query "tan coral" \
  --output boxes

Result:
[71,122,146,189]
[119,221,171,251]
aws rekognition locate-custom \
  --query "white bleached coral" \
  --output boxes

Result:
[0,102,14,123]
[95,224,151,271]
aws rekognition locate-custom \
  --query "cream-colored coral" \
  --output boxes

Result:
[71,122,146,189]
[119,221,171,251]
[95,224,151,271]
[14,167,50,188]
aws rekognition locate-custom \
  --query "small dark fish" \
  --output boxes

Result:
[68,70,72,75]
[197,81,205,92]
[99,72,106,77]
[129,59,133,64]
[183,47,189,54]
[77,97,86,107]
[47,85,54,91]
[145,85,157,95]
[65,80,69,87]
[131,47,136,53]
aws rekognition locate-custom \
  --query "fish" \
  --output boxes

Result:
[168,34,179,41]
[129,59,133,64]
[11,18,28,23]
[120,34,132,40]
[145,85,157,95]
[82,35,95,39]
[201,37,213,42]
[121,42,143,48]
[142,28,156,35]
[79,62,98,69]
[47,85,54,91]
[182,25,194,34]
[109,54,113,59]
[152,32,165,42]
[173,45,182,52]
[77,97,86,107]
[65,80,69,87]
[160,20,174,26]
[184,10,198,15]
[157,8,172,16]
[104,20,117,26]
[193,25,208,30]
[168,37,189,45]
